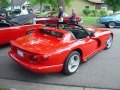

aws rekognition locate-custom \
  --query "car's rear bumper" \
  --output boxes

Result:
[8,50,63,73]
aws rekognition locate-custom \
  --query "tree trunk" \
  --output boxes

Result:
[40,0,42,13]
[57,0,65,10]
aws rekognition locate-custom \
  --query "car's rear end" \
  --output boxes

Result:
[8,27,69,73]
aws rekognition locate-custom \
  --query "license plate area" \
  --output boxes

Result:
[17,50,24,57]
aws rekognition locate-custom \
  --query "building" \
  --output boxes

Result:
[9,0,28,10]
[65,0,109,16]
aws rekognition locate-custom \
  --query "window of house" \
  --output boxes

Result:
[85,6,89,9]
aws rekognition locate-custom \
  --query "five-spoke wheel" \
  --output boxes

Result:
[63,51,81,75]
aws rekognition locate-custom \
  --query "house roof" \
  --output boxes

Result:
[12,0,27,6]
[87,0,104,3]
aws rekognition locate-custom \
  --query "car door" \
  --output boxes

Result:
[47,13,58,24]
[80,37,99,58]
[72,28,99,59]
[115,14,120,25]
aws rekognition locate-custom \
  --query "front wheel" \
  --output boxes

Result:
[105,35,113,50]
[63,51,81,75]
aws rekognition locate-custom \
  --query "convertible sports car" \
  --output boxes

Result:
[98,13,120,28]
[0,14,40,45]
[8,24,113,75]
[36,11,82,25]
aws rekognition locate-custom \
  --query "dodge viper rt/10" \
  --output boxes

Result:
[8,24,113,75]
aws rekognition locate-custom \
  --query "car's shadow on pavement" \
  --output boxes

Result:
[0,43,10,49]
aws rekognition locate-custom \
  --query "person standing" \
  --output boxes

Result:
[20,5,28,15]
[70,9,77,24]
[58,6,64,22]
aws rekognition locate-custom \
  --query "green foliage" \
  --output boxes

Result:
[0,0,10,9]
[82,9,107,17]
[0,87,10,90]
[83,9,92,16]
[28,0,71,11]
[64,0,71,6]
[92,9,98,16]
[105,0,120,13]
[99,10,107,17]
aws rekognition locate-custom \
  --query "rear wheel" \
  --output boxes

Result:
[63,51,81,75]
[108,22,116,28]
[105,35,113,49]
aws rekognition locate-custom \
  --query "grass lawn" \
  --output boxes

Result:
[82,17,99,26]
[0,87,10,90]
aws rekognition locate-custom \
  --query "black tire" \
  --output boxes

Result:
[63,51,81,75]
[108,22,116,28]
[105,34,113,50]
[105,24,109,28]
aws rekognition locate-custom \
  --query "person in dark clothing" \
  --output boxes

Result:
[70,9,77,24]
[58,6,64,22]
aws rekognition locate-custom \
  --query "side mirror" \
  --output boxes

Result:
[89,32,95,38]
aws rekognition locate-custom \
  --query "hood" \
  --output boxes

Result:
[100,15,115,20]
[10,14,36,25]
[11,33,61,54]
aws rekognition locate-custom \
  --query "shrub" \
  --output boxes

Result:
[83,9,92,16]
[92,9,98,16]
[99,10,107,17]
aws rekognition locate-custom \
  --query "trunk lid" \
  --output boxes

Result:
[11,33,61,54]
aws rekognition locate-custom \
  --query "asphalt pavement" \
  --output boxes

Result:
[0,27,120,90]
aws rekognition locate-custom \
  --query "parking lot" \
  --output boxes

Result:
[0,27,120,90]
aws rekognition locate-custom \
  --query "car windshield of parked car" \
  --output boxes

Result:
[39,29,63,38]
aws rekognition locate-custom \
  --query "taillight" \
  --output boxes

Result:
[29,55,43,64]
[11,45,16,51]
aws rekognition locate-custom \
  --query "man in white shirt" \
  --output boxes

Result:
[20,5,28,15]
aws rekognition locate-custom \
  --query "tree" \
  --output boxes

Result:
[57,0,64,9]
[83,9,92,16]
[29,0,71,12]
[0,0,10,9]
[104,0,120,13]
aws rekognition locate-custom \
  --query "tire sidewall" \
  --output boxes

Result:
[108,22,116,28]
[63,51,81,75]
[105,34,113,49]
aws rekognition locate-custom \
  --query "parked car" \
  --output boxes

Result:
[0,14,41,45]
[98,13,120,28]
[9,23,113,75]
[0,9,11,20]
[36,11,82,25]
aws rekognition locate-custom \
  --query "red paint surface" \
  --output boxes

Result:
[36,11,81,24]
[8,25,113,73]
[0,24,42,45]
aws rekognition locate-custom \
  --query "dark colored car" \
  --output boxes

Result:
[36,11,82,25]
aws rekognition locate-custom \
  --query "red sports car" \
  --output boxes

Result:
[0,14,41,45]
[36,11,82,25]
[8,24,113,75]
